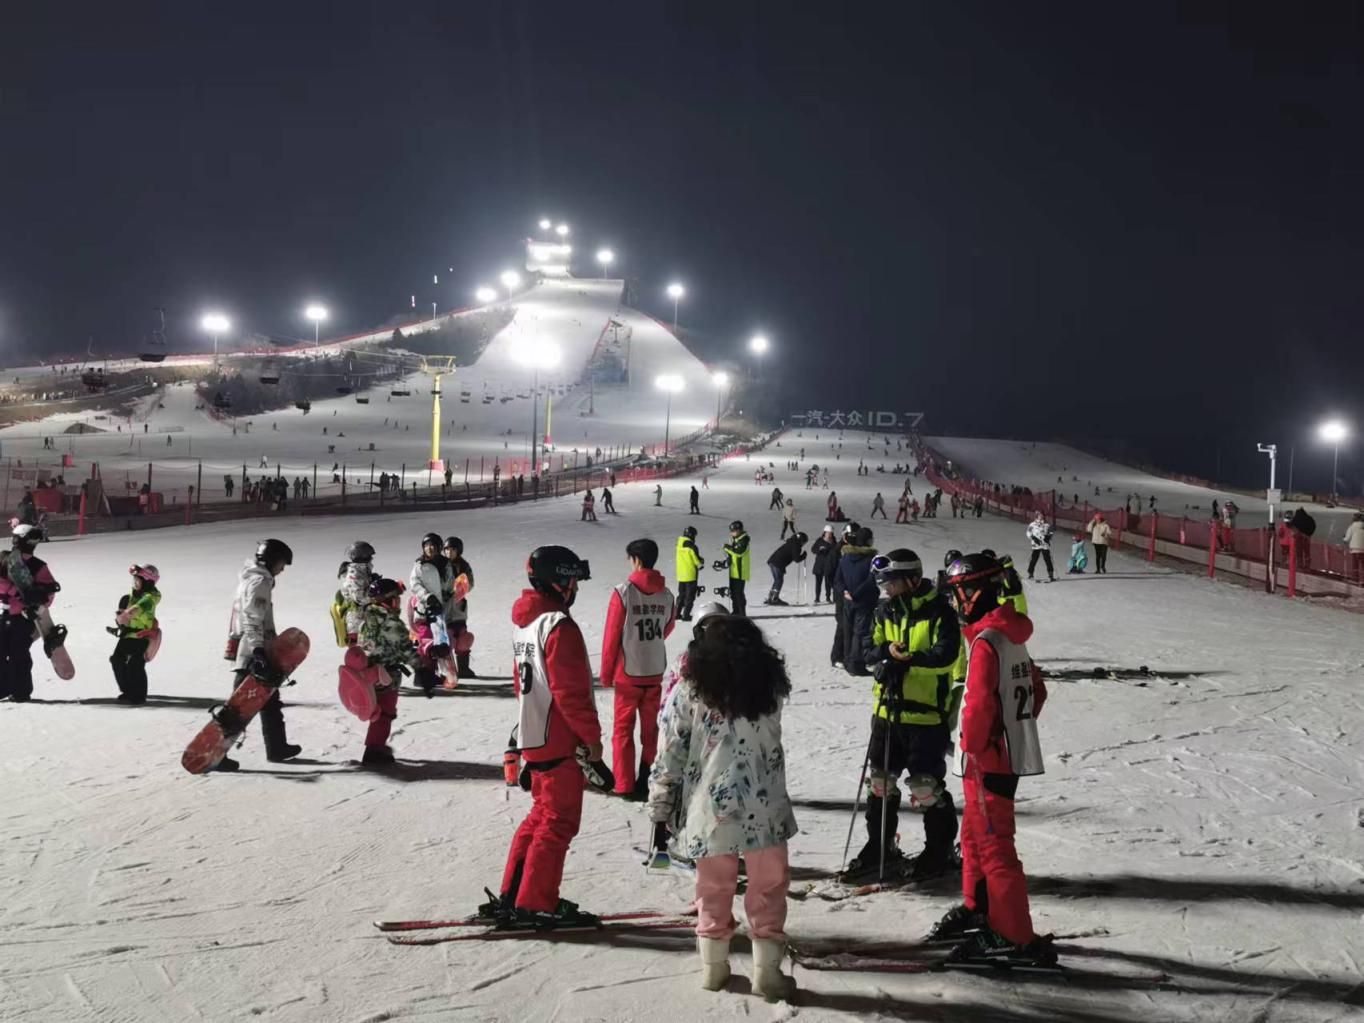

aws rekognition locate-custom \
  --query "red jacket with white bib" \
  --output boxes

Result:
[955,603,1048,777]
[511,589,601,764]
[599,568,676,688]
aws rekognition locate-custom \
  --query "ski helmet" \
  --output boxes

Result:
[421,532,442,551]
[526,545,591,605]
[822,524,834,535]
[855,526,874,546]
[255,538,293,567]
[442,536,463,555]
[872,548,923,587]
[795,532,808,546]
[682,525,698,540]
[130,563,160,584]
[729,520,744,533]
[11,524,42,550]
[943,553,1004,624]
[366,576,404,603]
[943,549,963,568]
[979,548,997,560]
[345,541,375,563]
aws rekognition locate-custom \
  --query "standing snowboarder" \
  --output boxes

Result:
[675,526,703,621]
[0,525,59,702]
[934,554,1054,968]
[110,564,161,704]
[352,576,419,765]
[722,521,752,618]
[491,546,604,928]
[222,538,300,770]
[442,537,477,678]
[600,539,676,799]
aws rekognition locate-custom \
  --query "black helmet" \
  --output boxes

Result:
[795,532,808,545]
[443,536,463,555]
[421,532,442,551]
[943,548,963,568]
[527,545,591,605]
[729,520,744,532]
[346,540,375,563]
[682,525,698,540]
[944,553,1004,623]
[255,538,293,567]
[11,523,42,551]
[855,526,874,546]
[366,576,403,602]
[872,548,923,586]
[979,548,997,560]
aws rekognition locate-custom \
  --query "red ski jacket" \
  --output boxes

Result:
[960,603,1048,775]
[599,568,676,688]
[511,589,601,763]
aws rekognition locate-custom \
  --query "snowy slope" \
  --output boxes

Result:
[1,429,1361,1021]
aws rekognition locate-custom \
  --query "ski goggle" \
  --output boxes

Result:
[871,554,922,581]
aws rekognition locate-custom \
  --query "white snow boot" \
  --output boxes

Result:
[697,936,731,991]
[751,938,794,1001]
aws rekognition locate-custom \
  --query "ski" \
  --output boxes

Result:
[375,908,673,932]
[386,916,695,945]
[791,950,1166,982]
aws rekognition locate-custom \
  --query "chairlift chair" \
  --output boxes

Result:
[294,400,312,413]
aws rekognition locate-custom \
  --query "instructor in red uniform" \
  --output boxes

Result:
[496,546,603,929]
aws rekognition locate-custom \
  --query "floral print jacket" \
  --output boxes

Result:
[647,678,798,860]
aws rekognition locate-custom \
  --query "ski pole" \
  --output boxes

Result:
[840,682,888,874]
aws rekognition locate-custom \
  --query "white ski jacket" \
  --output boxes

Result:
[230,560,276,669]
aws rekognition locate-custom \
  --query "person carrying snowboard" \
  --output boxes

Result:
[110,564,161,704]
[442,536,477,678]
[222,538,300,770]
[841,548,961,883]
[333,541,375,646]
[721,521,751,617]
[675,526,703,621]
[600,539,676,799]
[488,545,604,929]
[353,576,419,765]
[408,532,452,696]
[0,524,60,702]
[933,554,1055,968]
[648,614,797,1000]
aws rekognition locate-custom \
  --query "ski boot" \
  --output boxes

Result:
[506,897,601,931]
[475,886,514,924]
[362,744,395,766]
[769,595,789,606]
[945,930,1058,969]
[267,743,302,763]
[927,902,986,942]
[456,653,475,679]
[839,842,907,884]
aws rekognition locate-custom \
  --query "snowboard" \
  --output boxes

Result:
[181,628,310,774]
[452,572,471,604]
[31,605,74,680]
[428,616,459,688]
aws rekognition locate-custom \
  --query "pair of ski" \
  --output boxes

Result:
[790,939,1168,983]
[377,908,695,946]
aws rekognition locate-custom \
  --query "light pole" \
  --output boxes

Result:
[200,312,230,366]
[666,282,685,332]
[596,248,615,279]
[500,269,522,296]
[1257,443,1278,524]
[304,304,327,347]
[712,371,729,430]
[1319,420,1348,498]
[655,374,685,456]
[513,338,562,476]
[475,286,499,305]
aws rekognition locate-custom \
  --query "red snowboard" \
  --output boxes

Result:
[181,628,311,775]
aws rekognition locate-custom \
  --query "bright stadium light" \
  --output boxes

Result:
[555,223,570,238]
[201,311,230,364]
[666,282,685,332]
[475,286,499,304]
[596,248,615,274]
[1319,419,1349,498]
[304,303,328,346]
[749,334,770,356]
[538,217,552,231]
[500,269,522,292]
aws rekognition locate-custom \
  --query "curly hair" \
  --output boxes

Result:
[682,616,791,721]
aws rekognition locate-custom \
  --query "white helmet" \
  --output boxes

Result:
[692,601,730,626]
[11,524,42,549]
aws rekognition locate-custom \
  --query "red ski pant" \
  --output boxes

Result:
[611,681,661,794]
[500,758,585,912]
[364,687,399,748]
[961,772,1034,945]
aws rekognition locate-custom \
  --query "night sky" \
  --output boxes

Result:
[2,3,1360,489]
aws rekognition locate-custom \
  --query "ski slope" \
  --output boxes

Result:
[0,277,719,496]
[1,429,1360,1022]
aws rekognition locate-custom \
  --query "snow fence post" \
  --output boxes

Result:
[1287,534,1297,597]
[1207,528,1217,579]
[196,461,202,510]
[1147,512,1157,562]
[77,488,87,536]
[312,464,317,497]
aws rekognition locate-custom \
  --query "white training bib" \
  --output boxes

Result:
[613,582,674,678]
[511,611,566,751]
[953,628,1045,777]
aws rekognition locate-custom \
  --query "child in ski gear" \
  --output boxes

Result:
[765,533,807,605]
[222,538,299,770]
[334,541,375,645]
[722,521,751,617]
[844,549,961,883]
[408,532,452,696]
[1067,533,1088,574]
[649,614,797,999]
[936,554,1054,967]
[442,536,477,678]
[674,526,703,621]
[111,564,161,704]
[0,524,58,702]
[600,539,676,798]
[1025,512,1055,581]
[355,576,418,765]
[497,546,603,928]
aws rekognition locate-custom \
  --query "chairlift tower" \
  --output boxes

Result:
[421,356,456,472]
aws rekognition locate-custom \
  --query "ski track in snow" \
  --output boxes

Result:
[0,423,1360,1020]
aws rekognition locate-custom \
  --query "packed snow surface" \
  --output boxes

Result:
[2,430,1361,1022]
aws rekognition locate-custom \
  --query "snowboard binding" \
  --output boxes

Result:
[208,702,247,740]
[42,623,68,657]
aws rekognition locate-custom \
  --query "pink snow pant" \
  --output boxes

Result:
[694,843,789,941]
[364,687,399,748]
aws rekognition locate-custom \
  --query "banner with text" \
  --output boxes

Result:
[790,409,924,431]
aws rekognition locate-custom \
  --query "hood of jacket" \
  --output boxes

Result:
[624,568,667,595]
[241,559,274,585]
[964,601,1033,645]
[840,544,878,560]
[512,587,571,627]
